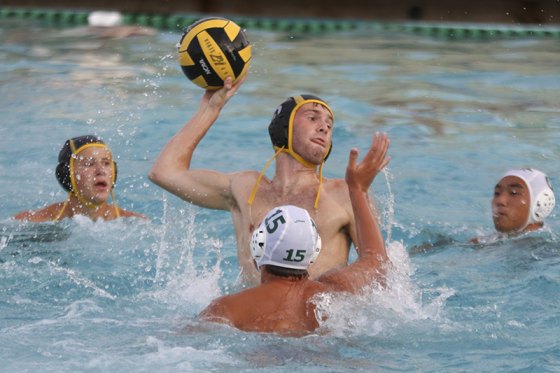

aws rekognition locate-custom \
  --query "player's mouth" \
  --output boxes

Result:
[311,138,326,147]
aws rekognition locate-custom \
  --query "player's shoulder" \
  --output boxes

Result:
[231,169,261,179]
[118,208,148,220]
[326,176,348,188]
[13,203,64,222]
[323,177,350,199]
[230,170,269,188]
[200,296,232,322]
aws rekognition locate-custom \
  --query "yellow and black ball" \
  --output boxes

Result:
[178,17,251,90]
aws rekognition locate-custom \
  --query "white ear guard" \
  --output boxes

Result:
[502,168,555,227]
[309,234,322,264]
[533,187,555,222]
[250,225,266,266]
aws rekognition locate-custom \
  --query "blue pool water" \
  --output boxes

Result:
[1,19,560,372]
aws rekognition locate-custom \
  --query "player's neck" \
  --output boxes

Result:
[275,153,318,182]
[261,270,306,285]
[66,194,111,221]
[524,222,544,232]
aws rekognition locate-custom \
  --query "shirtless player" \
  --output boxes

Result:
[149,76,385,283]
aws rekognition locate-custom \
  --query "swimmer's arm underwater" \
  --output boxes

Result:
[149,76,246,210]
[319,133,391,292]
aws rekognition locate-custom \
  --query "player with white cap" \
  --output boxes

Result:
[492,168,555,234]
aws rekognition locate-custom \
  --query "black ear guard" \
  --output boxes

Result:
[55,162,72,192]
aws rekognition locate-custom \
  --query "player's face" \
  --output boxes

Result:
[492,175,531,232]
[73,147,114,204]
[291,103,333,164]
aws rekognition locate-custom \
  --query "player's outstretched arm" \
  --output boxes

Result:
[319,132,390,292]
[149,76,246,210]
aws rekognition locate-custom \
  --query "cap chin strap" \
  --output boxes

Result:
[54,190,120,221]
[314,162,325,209]
[54,196,70,221]
[247,146,325,210]
[283,96,330,209]
[276,145,315,169]
[247,146,285,207]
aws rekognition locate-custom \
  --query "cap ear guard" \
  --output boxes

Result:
[309,234,322,265]
[56,161,72,192]
[250,225,266,271]
[533,188,555,221]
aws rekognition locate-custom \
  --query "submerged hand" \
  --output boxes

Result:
[345,132,390,193]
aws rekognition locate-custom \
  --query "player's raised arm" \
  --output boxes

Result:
[319,132,390,292]
[148,76,246,210]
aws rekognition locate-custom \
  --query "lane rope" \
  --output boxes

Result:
[1,7,560,39]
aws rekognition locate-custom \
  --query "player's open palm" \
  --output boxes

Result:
[346,132,390,193]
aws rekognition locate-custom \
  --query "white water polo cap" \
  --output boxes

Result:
[251,205,322,271]
[502,168,555,226]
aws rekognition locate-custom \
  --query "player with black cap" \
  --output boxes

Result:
[150,76,389,284]
[14,135,145,222]
[200,132,391,335]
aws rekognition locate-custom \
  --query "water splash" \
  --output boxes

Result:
[146,195,223,309]
[311,168,455,337]
[46,260,116,300]
[380,167,395,242]
[314,240,454,337]
[1,235,9,251]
